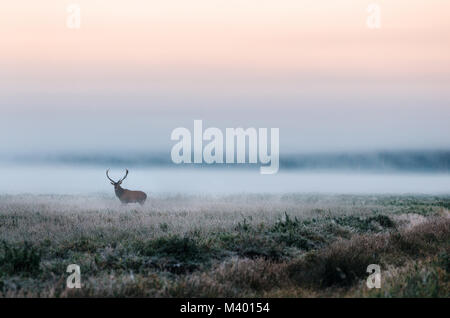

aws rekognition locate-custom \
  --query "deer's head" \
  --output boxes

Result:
[106,169,128,191]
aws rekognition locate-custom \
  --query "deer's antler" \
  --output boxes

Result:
[106,169,116,183]
[118,169,129,183]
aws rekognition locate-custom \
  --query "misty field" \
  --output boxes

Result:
[0,193,449,297]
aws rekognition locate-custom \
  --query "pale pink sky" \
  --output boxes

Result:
[1,1,449,152]
[1,0,449,92]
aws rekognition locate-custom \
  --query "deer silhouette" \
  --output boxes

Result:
[106,169,147,205]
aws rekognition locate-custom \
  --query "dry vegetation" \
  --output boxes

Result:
[0,193,448,297]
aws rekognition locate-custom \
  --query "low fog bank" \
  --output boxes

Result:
[0,165,449,195]
[4,150,449,173]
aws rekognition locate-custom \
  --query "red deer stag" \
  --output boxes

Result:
[106,169,147,205]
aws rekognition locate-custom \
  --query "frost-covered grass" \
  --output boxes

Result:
[0,194,448,297]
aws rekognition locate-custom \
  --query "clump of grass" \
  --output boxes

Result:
[235,217,252,232]
[159,223,169,232]
[437,251,450,273]
[134,235,213,273]
[0,241,41,276]
[334,215,396,233]
[288,217,449,289]
[236,235,286,260]
[371,215,396,228]
[435,200,450,209]
[62,236,102,253]
[215,231,286,260]
[390,218,449,257]
[140,236,208,262]
[164,257,290,297]
[288,236,383,288]
[361,257,449,298]
[61,272,166,297]
[269,213,326,251]
[399,266,442,297]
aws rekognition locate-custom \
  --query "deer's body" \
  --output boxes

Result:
[107,169,147,205]
[114,186,147,204]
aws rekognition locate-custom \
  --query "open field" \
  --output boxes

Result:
[0,194,449,297]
